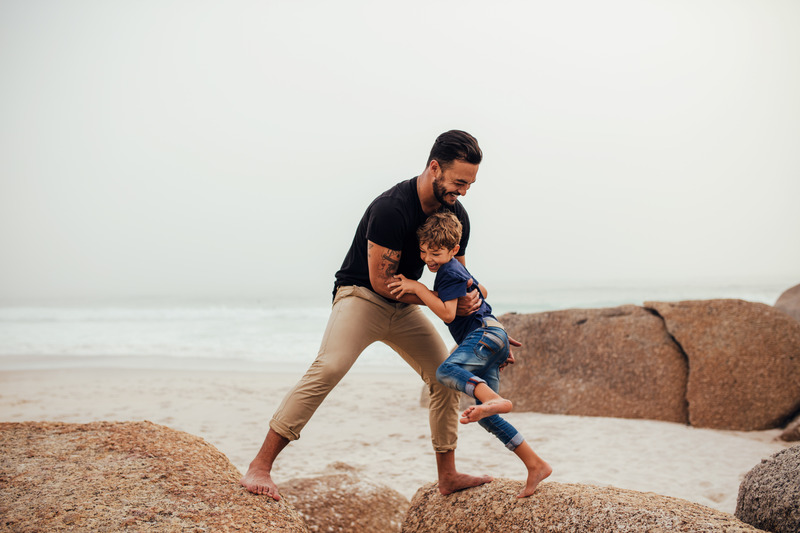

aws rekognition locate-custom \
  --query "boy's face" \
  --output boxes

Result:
[419,242,459,273]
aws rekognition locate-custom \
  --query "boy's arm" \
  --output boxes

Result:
[366,240,426,305]
[412,283,458,324]
[389,275,458,323]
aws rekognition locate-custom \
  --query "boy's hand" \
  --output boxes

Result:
[500,336,522,372]
[388,274,420,298]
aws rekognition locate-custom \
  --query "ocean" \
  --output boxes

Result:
[0,282,789,373]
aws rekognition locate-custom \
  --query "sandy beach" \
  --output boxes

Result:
[0,366,792,515]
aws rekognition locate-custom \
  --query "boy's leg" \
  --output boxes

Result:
[513,441,553,498]
[241,286,391,497]
[460,336,514,423]
[436,327,513,423]
[461,382,512,423]
[439,327,525,450]
[383,305,492,494]
[434,329,494,396]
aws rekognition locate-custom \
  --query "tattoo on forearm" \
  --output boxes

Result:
[368,242,401,281]
[380,250,400,278]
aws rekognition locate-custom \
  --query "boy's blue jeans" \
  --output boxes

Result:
[436,321,524,451]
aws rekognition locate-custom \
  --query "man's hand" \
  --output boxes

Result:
[455,279,482,316]
[500,336,522,372]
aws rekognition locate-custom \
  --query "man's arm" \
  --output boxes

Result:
[366,240,425,305]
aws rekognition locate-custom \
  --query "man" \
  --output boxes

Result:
[241,130,495,500]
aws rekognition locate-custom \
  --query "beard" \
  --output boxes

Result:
[432,176,453,205]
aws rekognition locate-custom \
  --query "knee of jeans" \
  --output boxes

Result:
[435,364,448,385]
[435,365,460,391]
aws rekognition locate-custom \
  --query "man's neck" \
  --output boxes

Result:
[417,170,442,215]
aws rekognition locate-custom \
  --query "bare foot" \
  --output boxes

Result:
[517,461,552,498]
[460,398,513,424]
[240,465,281,500]
[438,471,494,495]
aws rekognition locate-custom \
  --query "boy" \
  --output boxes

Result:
[388,211,552,498]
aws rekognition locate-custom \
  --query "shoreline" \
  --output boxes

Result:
[0,367,792,514]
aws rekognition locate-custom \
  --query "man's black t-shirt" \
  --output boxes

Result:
[333,176,470,297]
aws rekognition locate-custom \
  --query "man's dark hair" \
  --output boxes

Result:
[427,130,482,169]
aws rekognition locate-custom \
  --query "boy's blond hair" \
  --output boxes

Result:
[417,211,462,251]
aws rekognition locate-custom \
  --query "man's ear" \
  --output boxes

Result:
[429,159,440,175]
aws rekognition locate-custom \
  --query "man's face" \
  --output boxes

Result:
[432,160,479,207]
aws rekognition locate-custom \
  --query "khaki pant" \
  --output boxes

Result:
[270,285,460,452]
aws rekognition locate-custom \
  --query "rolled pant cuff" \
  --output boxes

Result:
[269,418,301,442]
[465,376,486,398]
[505,432,524,451]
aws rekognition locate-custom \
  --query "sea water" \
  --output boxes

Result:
[0,282,789,372]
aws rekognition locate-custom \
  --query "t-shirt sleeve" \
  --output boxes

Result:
[456,208,469,257]
[365,197,406,251]
[436,267,471,303]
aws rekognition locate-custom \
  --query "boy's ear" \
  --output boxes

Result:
[452,244,460,255]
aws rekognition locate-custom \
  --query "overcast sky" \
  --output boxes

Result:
[1,0,798,304]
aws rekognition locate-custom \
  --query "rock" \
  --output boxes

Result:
[645,299,800,430]
[736,445,800,533]
[779,412,800,442]
[0,421,309,532]
[775,283,800,321]
[402,479,762,532]
[498,306,689,423]
[282,469,409,532]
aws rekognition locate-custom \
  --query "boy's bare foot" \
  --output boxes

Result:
[460,398,513,424]
[438,471,494,495]
[517,461,553,498]
[240,465,281,501]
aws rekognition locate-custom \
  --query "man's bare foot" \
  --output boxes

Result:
[240,465,281,501]
[517,461,553,498]
[460,398,512,424]
[438,471,493,495]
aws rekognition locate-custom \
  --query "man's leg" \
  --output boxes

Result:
[239,429,289,499]
[384,305,492,494]
[241,286,390,498]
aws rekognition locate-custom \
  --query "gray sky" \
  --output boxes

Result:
[1,0,798,303]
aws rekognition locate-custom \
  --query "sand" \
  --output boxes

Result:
[0,366,792,515]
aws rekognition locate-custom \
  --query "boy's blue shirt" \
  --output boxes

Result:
[433,258,495,344]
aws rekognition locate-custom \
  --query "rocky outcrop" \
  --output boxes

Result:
[779,413,800,442]
[0,421,309,532]
[402,479,762,532]
[498,306,689,423]
[775,283,800,321]
[282,467,409,532]
[497,299,800,430]
[646,299,800,430]
[736,445,800,533]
